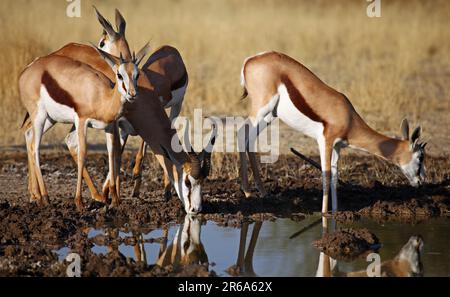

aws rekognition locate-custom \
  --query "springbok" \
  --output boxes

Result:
[52,45,212,214]
[21,8,208,214]
[95,7,189,198]
[19,44,149,211]
[156,215,208,268]
[238,51,427,214]
[86,8,213,214]
[21,7,136,204]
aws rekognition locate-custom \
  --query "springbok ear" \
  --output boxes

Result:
[400,118,409,140]
[411,126,421,143]
[93,5,117,40]
[133,42,150,67]
[160,145,182,168]
[91,44,118,69]
[115,8,126,35]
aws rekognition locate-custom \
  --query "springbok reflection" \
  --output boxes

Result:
[316,218,338,277]
[226,221,262,276]
[315,218,424,277]
[344,235,424,277]
[67,215,438,276]
[156,215,208,268]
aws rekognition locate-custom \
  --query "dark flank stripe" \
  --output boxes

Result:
[41,71,78,112]
[280,75,324,124]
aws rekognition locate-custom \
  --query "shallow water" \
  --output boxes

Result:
[56,216,450,277]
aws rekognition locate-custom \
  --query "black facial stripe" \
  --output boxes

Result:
[185,176,192,208]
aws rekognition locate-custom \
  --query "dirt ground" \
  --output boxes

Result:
[313,228,380,261]
[0,150,449,276]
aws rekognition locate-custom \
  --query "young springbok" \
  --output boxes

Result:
[19,44,148,211]
[95,8,189,197]
[239,51,427,214]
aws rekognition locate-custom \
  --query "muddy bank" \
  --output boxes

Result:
[313,228,380,261]
[0,151,448,276]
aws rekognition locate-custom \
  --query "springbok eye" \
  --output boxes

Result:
[117,73,123,80]
[99,40,105,48]
[185,178,191,188]
[135,73,140,81]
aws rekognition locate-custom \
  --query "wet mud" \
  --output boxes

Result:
[0,151,448,276]
[313,228,380,261]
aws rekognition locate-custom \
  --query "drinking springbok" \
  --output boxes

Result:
[94,7,189,198]
[19,44,148,211]
[239,51,427,214]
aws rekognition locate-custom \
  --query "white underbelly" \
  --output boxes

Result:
[40,85,76,123]
[276,83,324,140]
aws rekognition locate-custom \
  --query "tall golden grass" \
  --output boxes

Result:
[0,0,449,154]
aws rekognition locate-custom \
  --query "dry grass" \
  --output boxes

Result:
[0,0,449,155]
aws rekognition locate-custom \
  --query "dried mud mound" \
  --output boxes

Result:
[313,228,380,261]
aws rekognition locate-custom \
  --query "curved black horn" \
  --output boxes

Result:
[189,154,202,179]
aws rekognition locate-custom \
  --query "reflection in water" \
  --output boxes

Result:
[226,221,262,276]
[315,218,425,277]
[344,235,424,277]
[156,215,208,268]
[316,218,337,277]
[55,216,450,276]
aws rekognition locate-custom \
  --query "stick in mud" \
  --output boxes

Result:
[290,147,345,186]
[290,147,321,170]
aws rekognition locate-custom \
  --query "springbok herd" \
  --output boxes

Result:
[19,7,427,215]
